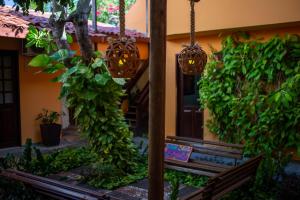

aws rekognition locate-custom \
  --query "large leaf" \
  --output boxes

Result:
[95,73,110,86]
[113,78,126,85]
[28,54,51,67]
[50,49,75,61]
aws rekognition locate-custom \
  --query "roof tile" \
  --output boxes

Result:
[0,6,148,42]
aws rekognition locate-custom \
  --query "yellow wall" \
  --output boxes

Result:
[0,37,62,144]
[126,0,149,34]
[96,41,149,60]
[127,0,300,36]
[126,0,300,143]
[165,26,300,141]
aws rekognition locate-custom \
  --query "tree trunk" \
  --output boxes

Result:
[49,0,70,50]
[70,0,94,63]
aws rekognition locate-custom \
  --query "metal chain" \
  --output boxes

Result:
[190,0,195,46]
[120,0,125,37]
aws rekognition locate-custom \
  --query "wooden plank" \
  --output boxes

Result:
[6,169,106,198]
[148,0,167,199]
[180,155,263,200]
[165,139,243,155]
[213,155,262,180]
[1,171,98,200]
[192,146,242,159]
[165,159,226,173]
[167,136,244,149]
[165,164,217,177]
[212,177,252,200]
[189,159,232,169]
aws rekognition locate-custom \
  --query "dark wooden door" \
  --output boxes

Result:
[0,51,20,148]
[176,56,203,139]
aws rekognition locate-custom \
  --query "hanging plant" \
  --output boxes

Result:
[178,0,207,75]
[106,0,140,78]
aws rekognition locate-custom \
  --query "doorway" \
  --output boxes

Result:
[176,56,203,139]
[0,51,20,148]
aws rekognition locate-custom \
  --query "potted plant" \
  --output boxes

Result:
[36,109,61,146]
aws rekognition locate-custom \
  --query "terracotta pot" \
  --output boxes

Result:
[40,123,61,146]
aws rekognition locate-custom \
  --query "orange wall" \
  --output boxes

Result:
[127,0,300,36]
[19,60,62,144]
[0,38,148,145]
[165,26,300,141]
[0,37,62,144]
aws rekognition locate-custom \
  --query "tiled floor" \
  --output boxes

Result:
[0,130,85,158]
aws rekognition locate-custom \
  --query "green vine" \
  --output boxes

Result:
[200,33,300,185]
[27,26,138,173]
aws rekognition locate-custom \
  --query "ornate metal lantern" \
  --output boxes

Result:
[178,0,207,75]
[106,0,140,78]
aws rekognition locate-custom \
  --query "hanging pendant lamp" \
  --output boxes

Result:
[106,0,140,78]
[178,0,207,75]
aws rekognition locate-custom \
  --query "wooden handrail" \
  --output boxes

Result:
[136,81,149,105]
[125,59,149,94]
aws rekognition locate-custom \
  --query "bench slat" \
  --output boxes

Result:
[165,159,226,173]
[1,171,98,200]
[189,159,232,169]
[167,136,244,149]
[6,169,106,199]
[180,154,263,200]
[165,164,217,177]
[165,139,243,155]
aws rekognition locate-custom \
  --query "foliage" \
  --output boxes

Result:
[0,139,97,175]
[169,176,179,200]
[0,0,74,14]
[199,34,300,186]
[0,139,96,199]
[164,169,208,188]
[58,55,138,173]
[96,0,136,25]
[25,25,57,54]
[35,109,61,124]
[26,26,138,175]
[85,155,147,189]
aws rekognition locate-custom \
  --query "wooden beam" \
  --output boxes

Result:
[148,0,167,199]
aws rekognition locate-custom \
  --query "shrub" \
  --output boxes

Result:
[199,33,300,188]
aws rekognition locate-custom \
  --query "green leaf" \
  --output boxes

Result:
[66,34,73,44]
[95,73,110,86]
[74,105,84,118]
[28,54,51,67]
[92,58,105,69]
[82,91,97,100]
[50,49,75,61]
[113,78,126,85]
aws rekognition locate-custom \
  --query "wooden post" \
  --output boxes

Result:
[148,0,167,199]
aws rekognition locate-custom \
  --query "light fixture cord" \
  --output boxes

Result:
[190,0,195,46]
[120,0,125,37]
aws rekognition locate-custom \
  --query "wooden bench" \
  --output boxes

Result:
[165,136,244,177]
[0,169,120,200]
[180,154,263,200]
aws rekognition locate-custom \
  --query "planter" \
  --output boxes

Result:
[40,123,61,146]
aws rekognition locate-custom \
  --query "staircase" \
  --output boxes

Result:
[123,60,149,136]
[125,105,137,131]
